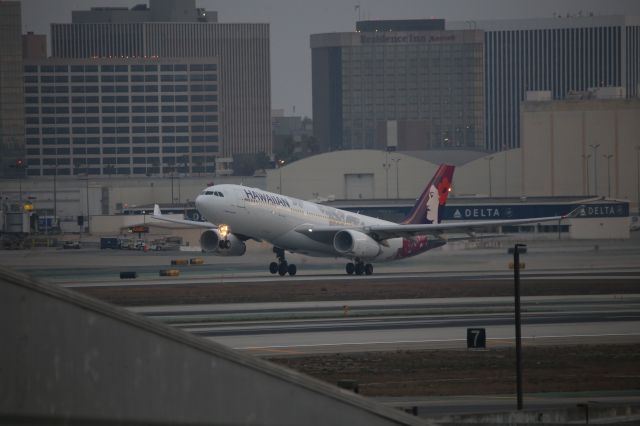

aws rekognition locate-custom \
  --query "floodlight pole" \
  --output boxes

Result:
[513,243,526,410]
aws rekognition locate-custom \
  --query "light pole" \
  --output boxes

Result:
[392,157,401,199]
[503,144,508,197]
[85,174,90,234]
[382,151,391,199]
[581,154,591,195]
[603,154,613,198]
[513,243,527,411]
[485,156,494,197]
[78,171,91,235]
[636,146,640,214]
[53,160,58,230]
[589,144,600,195]
[277,159,285,194]
[167,166,175,205]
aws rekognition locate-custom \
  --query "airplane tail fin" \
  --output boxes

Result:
[153,204,161,216]
[401,164,455,225]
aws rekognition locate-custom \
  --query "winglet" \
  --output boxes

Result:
[153,204,161,216]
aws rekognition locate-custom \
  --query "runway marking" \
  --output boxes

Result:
[232,332,640,351]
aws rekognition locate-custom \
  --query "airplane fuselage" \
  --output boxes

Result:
[195,184,445,262]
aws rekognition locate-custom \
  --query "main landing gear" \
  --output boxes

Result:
[346,259,373,276]
[269,247,297,276]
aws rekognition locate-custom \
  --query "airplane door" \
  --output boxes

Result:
[234,188,246,209]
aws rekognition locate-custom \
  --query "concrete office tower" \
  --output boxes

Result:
[50,0,270,158]
[23,58,220,177]
[449,15,640,152]
[0,1,25,178]
[311,20,485,153]
[22,32,47,60]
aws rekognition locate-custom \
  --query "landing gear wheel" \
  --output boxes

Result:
[364,263,373,275]
[287,264,297,276]
[278,262,288,276]
[346,263,355,275]
[355,262,365,275]
[269,262,278,274]
[224,240,231,249]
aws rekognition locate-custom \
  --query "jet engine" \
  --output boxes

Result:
[200,229,246,256]
[333,230,381,259]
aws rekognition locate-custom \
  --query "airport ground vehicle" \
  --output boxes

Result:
[62,241,81,249]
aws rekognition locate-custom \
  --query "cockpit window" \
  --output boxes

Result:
[215,191,224,197]
[204,191,214,195]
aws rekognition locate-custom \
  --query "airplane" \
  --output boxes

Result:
[152,164,579,276]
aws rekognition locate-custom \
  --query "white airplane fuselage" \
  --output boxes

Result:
[194,184,443,262]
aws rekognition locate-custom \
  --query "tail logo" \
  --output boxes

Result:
[401,164,455,225]
[425,176,452,224]
[425,185,439,224]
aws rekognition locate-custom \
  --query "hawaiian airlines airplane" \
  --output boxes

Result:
[153,164,578,276]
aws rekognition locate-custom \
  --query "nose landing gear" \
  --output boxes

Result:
[346,260,373,276]
[269,247,297,276]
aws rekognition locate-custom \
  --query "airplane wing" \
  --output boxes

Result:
[296,206,582,243]
[150,204,216,228]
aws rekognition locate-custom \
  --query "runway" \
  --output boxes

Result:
[3,236,640,287]
[131,294,640,356]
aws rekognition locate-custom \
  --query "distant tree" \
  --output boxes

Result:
[232,152,271,176]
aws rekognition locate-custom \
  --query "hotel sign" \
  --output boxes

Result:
[360,33,456,44]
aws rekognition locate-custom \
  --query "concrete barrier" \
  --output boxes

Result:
[119,271,138,279]
[0,267,426,426]
[428,402,640,424]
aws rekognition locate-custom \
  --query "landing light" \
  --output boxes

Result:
[308,228,313,232]
[218,224,230,238]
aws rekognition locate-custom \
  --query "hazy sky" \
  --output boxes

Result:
[20,0,640,118]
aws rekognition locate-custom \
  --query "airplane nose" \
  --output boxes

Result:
[195,194,204,210]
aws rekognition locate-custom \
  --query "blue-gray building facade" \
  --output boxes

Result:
[449,15,640,151]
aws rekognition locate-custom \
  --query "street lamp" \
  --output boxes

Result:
[392,157,401,199]
[53,160,58,230]
[277,159,285,194]
[485,156,494,197]
[168,166,175,205]
[603,154,613,198]
[79,171,91,234]
[636,146,640,214]
[581,154,591,196]
[589,144,600,195]
[382,152,391,199]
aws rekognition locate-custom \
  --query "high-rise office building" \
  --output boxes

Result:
[0,0,25,178]
[50,0,271,158]
[449,15,640,151]
[311,20,485,152]
[23,58,219,177]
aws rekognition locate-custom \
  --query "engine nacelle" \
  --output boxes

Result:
[200,229,247,256]
[333,230,381,259]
